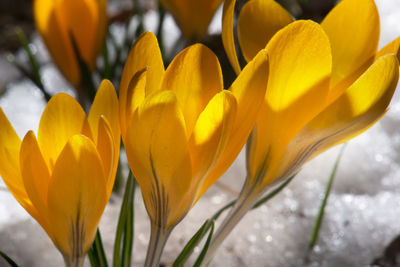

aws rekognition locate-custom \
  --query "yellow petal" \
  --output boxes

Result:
[277,54,399,184]
[162,44,223,136]
[376,36,400,61]
[120,68,147,141]
[34,0,80,85]
[0,109,39,220]
[188,91,237,183]
[47,134,107,256]
[160,0,223,41]
[198,49,269,197]
[248,20,332,181]
[96,116,115,198]
[88,79,120,160]
[222,0,241,74]
[125,90,192,228]
[20,131,51,231]
[120,31,165,130]
[238,0,293,62]
[88,80,119,142]
[321,0,380,88]
[38,93,91,170]
[58,0,102,70]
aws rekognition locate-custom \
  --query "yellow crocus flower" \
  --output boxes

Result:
[222,0,400,197]
[34,0,107,87]
[119,31,268,266]
[202,0,400,261]
[159,0,224,41]
[0,80,120,266]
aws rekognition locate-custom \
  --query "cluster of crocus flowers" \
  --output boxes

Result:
[119,31,269,267]
[0,81,120,266]
[203,0,400,261]
[159,0,223,41]
[34,0,107,88]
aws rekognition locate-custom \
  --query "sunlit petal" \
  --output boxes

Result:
[162,44,223,136]
[321,0,379,88]
[277,55,399,185]
[199,49,269,197]
[189,91,237,184]
[248,20,332,180]
[37,93,91,170]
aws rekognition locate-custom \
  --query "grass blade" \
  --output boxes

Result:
[87,248,100,267]
[121,177,136,267]
[15,28,51,102]
[70,33,97,103]
[193,221,215,267]
[252,174,296,209]
[172,220,211,267]
[113,171,134,267]
[0,251,19,267]
[173,200,235,267]
[94,230,109,267]
[309,144,346,249]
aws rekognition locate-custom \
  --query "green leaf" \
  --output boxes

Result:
[100,39,112,81]
[172,220,211,267]
[121,177,136,267]
[87,248,100,267]
[112,160,123,193]
[94,230,109,267]
[0,250,19,267]
[133,0,145,37]
[193,221,215,267]
[252,173,296,209]
[113,171,134,267]
[173,200,235,267]
[14,28,51,102]
[6,53,34,80]
[309,144,346,249]
[69,33,97,103]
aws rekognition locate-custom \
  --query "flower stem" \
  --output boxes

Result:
[144,223,172,267]
[62,253,85,267]
[202,180,261,265]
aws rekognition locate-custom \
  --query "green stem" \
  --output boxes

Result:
[121,177,136,267]
[94,230,108,267]
[113,171,134,267]
[202,178,261,265]
[62,253,85,267]
[144,223,172,267]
